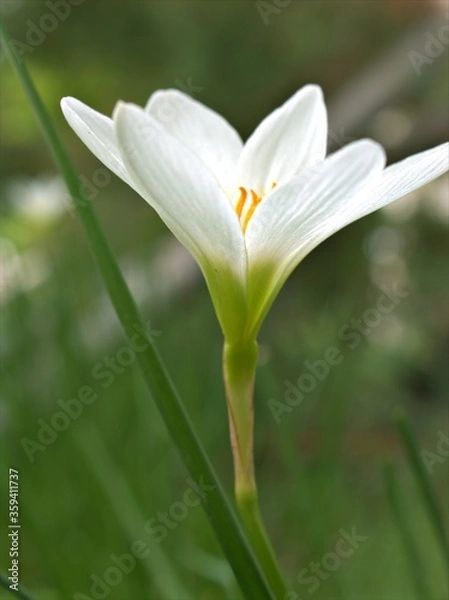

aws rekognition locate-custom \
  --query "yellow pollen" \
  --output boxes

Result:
[235,182,276,233]
[235,186,247,219]
[242,189,262,233]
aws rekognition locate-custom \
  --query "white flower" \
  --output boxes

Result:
[61,85,448,343]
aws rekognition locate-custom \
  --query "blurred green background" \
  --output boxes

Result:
[1,1,448,599]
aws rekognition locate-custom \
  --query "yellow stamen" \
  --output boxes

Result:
[242,189,262,233]
[234,182,277,233]
[235,186,247,219]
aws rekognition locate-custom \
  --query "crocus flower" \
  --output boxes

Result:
[61,85,448,345]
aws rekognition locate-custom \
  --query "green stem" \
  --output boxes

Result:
[237,489,288,600]
[395,410,449,569]
[73,423,193,600]
[0,20,275,600]
[382,463,433,600]
[0,573,36,600]
[223,339,258,497]
[223,340,288,599]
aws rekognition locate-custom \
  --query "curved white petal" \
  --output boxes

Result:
[246,139,386,266]
[352,142,449,221]
[244,139,386,337]
[283,143,449,278]
[113,102,247,341]
[236,84,327,195]
[146,89,243,194]
[60,97,136,189]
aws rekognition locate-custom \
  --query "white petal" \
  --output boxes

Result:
[236,85,327,195]
[114,103,248,340]
[60,97,136,189]
[146,89,243,193]
[247,139,386,265]
[244,139,386,336]
[352,142,449,221]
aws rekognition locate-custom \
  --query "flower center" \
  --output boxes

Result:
[235,183,276,233]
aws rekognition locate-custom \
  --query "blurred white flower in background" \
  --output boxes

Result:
[5,175,67,221]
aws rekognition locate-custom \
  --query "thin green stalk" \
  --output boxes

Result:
[395,410,449,568]
[73,423,193,600]
[0,20,275,600]
[0,573,36,600]
[237,489,288,600]
[382,463,433,600]
[223,340,288,599]
[223,340,259,498]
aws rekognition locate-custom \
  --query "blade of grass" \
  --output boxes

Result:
[180,548,240,600]
[395,410,449,568]
[73,423,193,600]
[257,363,347,599]
[0,20,276,600]
[382,463,433,600]
[0,573,36,600]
